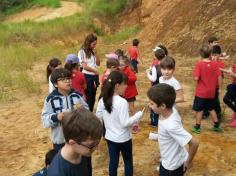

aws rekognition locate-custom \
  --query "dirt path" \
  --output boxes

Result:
[4,1,83,23]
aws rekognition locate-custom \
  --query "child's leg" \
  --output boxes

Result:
[214,88,222,122]
[107,140,120,176]
[223,84,236,112]
[120,139,133,176]
[195,111,203,126]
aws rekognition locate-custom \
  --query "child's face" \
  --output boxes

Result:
[73,138,100,157]
[54,77,71,92]
[119,61,126,70]
[211,54,220,61]
[148,99,163,114]
[161,68,174,79]
[90,41,97,50]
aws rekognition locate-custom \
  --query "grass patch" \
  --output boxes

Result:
[103,26,141,43]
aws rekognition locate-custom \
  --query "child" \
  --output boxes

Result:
[147,84,199,175]
[64,54,87,98]
[33,149,57,176]
[153,44,168,56]
[101,57,120,85]
[46,58,62,93]
[115,49,124,59]
[96,71,143,176]
[191,44,222,134]
[41,68,88,152]
[159,56,184,103]
[47,108,103,176]
[146,48,166,127]
[221,56,236,127]
[119,56,138,115]
[128,38,143,73]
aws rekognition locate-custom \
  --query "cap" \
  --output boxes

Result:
[65,54,79,64]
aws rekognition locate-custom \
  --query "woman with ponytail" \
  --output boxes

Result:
[96,71,143,176]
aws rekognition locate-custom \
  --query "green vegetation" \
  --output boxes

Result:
[0,0,140,102]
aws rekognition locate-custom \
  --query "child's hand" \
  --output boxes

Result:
[149,132,158,140]
[183,161,193,173]
[57,112,65,121]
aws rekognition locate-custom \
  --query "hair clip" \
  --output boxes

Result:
[108,79,112,82]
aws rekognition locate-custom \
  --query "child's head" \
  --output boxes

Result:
[119,56,130,70]
[62,108,103,157]
[105,53,119,60]
[50,68,72,92]
[132,39,140,47]
[147,83,176,114]
[160,56,175,79]
[115,49,124,58]
[102,71,128,113]
[208,36,218,46]
[200,44,212,58]
[46,58,62,80]
[106,58,120,71]
[64,54,80,72]
[45,149,57,168]
[154,48,166,61]
[158,44,168,56]
[211,45,222,60]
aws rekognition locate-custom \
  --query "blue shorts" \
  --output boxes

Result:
[193,96,215,112]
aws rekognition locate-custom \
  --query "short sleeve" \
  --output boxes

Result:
[168,124,192,147]
[172,79,181,91]
[193,62,200,78]
[78,49,86,63]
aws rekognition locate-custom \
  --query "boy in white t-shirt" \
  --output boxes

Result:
[159,56,184,103]
[147,84,199,175]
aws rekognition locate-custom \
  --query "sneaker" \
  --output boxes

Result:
[191,127,201,134]
[212,126,223,132]
[228,119,236,128]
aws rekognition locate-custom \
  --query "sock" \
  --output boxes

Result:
[214,122,220,128]
[194,124,201,129]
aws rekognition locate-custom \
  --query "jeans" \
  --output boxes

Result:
[107,139,133,176]
[223,84,236,112]
[130,59,138,73]
[84,74,98,112]
[159,162,184,176]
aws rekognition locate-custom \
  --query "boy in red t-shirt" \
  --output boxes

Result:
[191,44,222,134]
[128,39,143,73]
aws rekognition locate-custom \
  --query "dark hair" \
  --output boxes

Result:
[45,149,57,166]
[155,49,166,61]
[102,71,127,113]
[160,56,175,69]
[158,44,168,56]
[200,44,212,58]
[211,45,222,55]
[147,83,176,108]
[106,59,120,69]
[46,58,61,81]
[120,55,130,66]
[64,63,78,73]
[62,108,103,143]
[115,49,124,58]
[208,36,218,44]
[132,39,140,46]
[50,68,71,84]
[82,34,97,59]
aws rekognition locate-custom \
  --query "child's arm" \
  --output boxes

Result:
[95,99,104,123]
[175,89,184,103]
[146,67,157,82]
[184,137,199,172]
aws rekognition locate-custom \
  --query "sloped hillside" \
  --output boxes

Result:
[120,0,236,55]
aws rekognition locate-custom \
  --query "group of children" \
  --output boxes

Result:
[33,34,236,176]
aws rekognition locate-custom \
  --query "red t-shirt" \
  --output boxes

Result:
[71,69,86,96]
[122,66,138,99]
[128,46,138,60]
[193,60,221,99]
[232,64,236,84]
[151,59,160,67]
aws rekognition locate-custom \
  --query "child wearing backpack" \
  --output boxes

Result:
[146,48,166,127]
[96,71,143,176]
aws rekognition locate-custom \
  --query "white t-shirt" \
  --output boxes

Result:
[147,66,157,82]
[78,49,97,75]
[48,75,55,93]
[159,76,181,91]
[96,95,141,143]
[158,110,192,170]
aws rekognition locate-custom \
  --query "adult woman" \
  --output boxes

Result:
[78,34,100,112]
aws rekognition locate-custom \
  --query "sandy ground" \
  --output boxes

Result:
[0,54,236,176]
[4,1,83,23]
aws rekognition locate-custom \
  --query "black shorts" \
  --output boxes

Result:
[126,97,136,102]
[193,96,216,112]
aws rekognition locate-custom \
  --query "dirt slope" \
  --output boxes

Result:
[120,0,236,56]
[4,1,83,23]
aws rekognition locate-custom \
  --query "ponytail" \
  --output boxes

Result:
[102,71,127,113]
[46,58,62,81]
